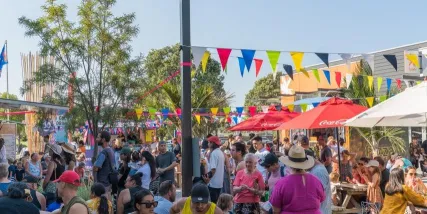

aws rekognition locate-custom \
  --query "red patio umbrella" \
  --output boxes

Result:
[229,106,300,131]
[275,97,368,130]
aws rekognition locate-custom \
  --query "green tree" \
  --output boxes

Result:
[19,0,145,158]
[141,44,233,137]
[244,72,282,106]
[343,60,405,156]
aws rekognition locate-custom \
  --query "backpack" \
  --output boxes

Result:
[267,165,286,180]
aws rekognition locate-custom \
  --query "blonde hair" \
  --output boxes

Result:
[217,194,233,211]
[328,136,335,142]
[0,163,9,178]
[115,139,123,147]
[330,172,340,183]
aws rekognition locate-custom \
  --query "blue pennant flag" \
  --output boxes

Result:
[241,49,256,72]
[315,53,329,67]
[238,57,245,77]
[283,64,293,80]
[312,102,320,108]
[383,55,397,71]
[0,44,8,77]
[235,107,244,117]
[386,78,392,92]
[232,117,238,124]
[323,70,331,85]
[161,108,169,120]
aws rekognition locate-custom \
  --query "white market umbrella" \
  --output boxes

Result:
[345,81,427,127]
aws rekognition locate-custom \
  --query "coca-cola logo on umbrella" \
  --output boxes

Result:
[319,119,346,126]
[260,122,282,127]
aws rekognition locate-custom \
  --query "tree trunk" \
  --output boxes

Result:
[371,128,379,157]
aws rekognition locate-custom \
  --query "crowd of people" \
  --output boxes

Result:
[0,132,426,213]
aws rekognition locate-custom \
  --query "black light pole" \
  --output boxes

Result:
[180,0,193,197]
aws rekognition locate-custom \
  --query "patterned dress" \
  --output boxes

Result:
[367,172,383,204]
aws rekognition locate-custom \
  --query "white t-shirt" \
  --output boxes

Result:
[137,163,152,189]
[208,148,225,189]
[255,148,270,181]
[151,142,159,151]
[0,146,6,163]
[331,145,345,158]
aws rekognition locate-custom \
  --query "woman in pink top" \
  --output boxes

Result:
[233,153,265,213]
[270,145,325,214]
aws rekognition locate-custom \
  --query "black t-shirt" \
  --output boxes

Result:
[15,168,25,181]
[380,169,390,196]
[118,163,130,188]
[0,197,39,214]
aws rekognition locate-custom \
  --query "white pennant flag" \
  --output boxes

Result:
[362,54,375,72]
[339,53,352,72]
[192,47,207,69]
[404,80,410,88]
[345,73,353,88]
[261,106,269,113]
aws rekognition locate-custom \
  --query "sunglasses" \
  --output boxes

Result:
[138,201,158,208]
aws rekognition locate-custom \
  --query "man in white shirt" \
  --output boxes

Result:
[202,135,224,204]
[253,136,270,181]
[0,138,6,164]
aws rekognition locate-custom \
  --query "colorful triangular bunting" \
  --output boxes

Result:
[396,79,402,89]
[135,107,143,120]
[315,53,329,67]
[192,47,207,69]
[288,104,294,112]
[261,106,269,113]
[266,50,281,73]
[195,115,201,124]
[254,59,263,77]
[345,73,353,88]
[201,51,210,72]
[367,76,374,91]
[377,77,383,93]
[383,55,398,71]
[366,97,374,107]
[379,95,387,102]
[386,78,392,92]
[283,64,294,80]
[313,69,321,83]
[211,108,219,117]
[236,107,244,117]
[217,48,232,71]
[232,117,238,124]
[323,70,331,85]
[223,107,231,118]
[248,106,257,117]
[362,54,375,72]
[300,104,308,112]
[241,49,256,72]
[161,108,169,120]
[312,102,320,108]
[290,52,304,72]
[300,68,310,78]
[238,57,245,77]
[335,72,342,87]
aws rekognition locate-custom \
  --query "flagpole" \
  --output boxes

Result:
[5,40,9,122]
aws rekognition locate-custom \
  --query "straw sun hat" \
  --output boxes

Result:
[46,144,63,156]
[279,145,314,170]
[61,143,76,154]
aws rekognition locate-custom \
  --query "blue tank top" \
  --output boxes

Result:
[402,158,413,169]
[0,182,11,195]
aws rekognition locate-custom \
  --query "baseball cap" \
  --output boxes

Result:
[207,136,221,146]
[159,141,167,145]
[191,184,210,203]
[22,176,39,184]
[53,170,81,186]
[120,147,132,155]
[260,153,278,167]
[366,160,379,168]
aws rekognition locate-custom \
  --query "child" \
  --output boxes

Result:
[8,159,16,181]
[15,162,25,181]
[216,193,233,214]
[330,172,340,205]
[347,165,366,184]
[75,162,85,179]
[128,151,141,176]
[358,160,383,210]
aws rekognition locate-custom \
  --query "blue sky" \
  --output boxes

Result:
[1,0,427,106]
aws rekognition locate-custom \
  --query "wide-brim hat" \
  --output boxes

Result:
[46,143,63,156]
[279,145,314,170]
[61,143,76,154]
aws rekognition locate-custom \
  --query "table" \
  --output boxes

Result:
[332,183,368,214]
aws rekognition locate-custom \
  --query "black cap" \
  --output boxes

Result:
[305,149,315,158]
[191,184,210,203]
[260,153,278,167]
[22,176,39,184]
[297,135,309,145]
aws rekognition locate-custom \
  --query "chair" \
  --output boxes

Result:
[361,202,379,214]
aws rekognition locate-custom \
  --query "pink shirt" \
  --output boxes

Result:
[233,170,265,203]
[270,173,325,214]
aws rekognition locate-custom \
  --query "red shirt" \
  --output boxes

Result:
[233,170,265,203]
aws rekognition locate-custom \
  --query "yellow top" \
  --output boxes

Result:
[183,197,216,214]
[381,185,426,214]
[86,197,113,214]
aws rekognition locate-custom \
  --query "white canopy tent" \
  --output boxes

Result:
[345,81,427,127]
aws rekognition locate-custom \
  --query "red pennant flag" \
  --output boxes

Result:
[254,59,263,77]
[248,106,257,117]
[335,72,342,87]
[396,79,402,89]
[227,117,232,124]
[176,108,181,117]
[217,48,232,71]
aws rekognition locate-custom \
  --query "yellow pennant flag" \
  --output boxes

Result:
[195,115,201,124]
[300,104,308,112]
[135,107,143,120]
[300,68,310,78]
[290,52,304,72]
[366,97,374,107]
[201,52,210,72]
[367,76,374,91]
[406,54,420,68]
[377,77,383,93]
[211,108,219,117]
[287,104,294,112]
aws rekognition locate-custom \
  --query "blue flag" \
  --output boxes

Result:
[0,44,8,77]
[238,57,245,77]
